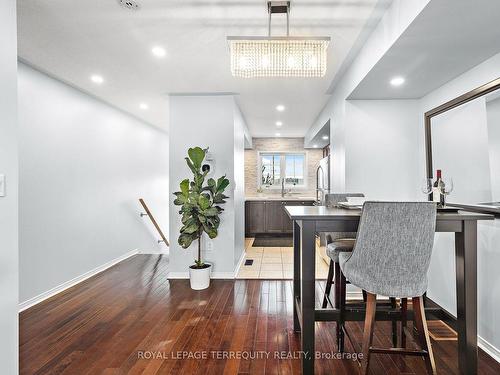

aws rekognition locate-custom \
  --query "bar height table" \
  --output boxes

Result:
[284,205,493,375]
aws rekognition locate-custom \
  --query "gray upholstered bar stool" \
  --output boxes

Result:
[338,202,437,375]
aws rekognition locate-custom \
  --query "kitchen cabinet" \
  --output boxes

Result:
[245,201,266,234]
[265,201,284,233]
[245,199,315,235]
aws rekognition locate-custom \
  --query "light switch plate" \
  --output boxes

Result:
[0,174,5,197]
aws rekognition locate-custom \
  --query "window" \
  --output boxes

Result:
[285,154,305,186]
[261,153,281,186]
[259,152,306,188]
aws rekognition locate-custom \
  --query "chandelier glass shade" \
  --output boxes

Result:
[227,37,330,78]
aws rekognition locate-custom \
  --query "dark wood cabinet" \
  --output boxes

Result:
[245,201,266,234]
[265,201,284,233]
[245,199,315,235]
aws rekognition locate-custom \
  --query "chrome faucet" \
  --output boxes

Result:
[281,178,290,197]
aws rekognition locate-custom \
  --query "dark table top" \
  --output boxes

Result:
[284,205,495,221]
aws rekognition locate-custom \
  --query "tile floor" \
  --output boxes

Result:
[236,237,330,279]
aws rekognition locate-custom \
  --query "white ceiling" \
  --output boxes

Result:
[17,0,390,137]
[348,0,500,100]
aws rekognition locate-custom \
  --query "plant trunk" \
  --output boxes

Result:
[198,234,202,265]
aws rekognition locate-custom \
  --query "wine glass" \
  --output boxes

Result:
[421,178,433,198]
[441,177,454,206]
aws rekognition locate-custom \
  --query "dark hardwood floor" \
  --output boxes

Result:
[20,255,500,374]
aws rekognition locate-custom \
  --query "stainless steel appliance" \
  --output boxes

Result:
[315,155,330,205]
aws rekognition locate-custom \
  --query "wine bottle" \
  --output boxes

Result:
[432,169,445,207]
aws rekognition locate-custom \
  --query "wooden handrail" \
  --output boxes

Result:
[139,198,169,247]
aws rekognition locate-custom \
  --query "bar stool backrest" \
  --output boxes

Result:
[341,201,437,298]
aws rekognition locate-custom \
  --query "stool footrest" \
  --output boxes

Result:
[369,346,429,357]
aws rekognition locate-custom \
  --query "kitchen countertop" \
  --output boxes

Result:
[245,195,317,201]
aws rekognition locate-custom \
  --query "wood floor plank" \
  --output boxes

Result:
[19,255,500,375]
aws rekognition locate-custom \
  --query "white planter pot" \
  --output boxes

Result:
[189,264,212,290]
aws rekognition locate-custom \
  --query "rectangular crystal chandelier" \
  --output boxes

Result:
[227,2,330,78]
[228,37,330,78]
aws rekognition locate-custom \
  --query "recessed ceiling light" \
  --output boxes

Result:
[390,76,405,86]
[275,133,281,137]
[313,144,318,148]
[276,104,285,112]
[152,46,166,58]
[276,121,283,127]
[322,135,329,140]
[90,75,104,84]
[139,103,149,110]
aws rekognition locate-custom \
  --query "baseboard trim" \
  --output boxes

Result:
[478,336,500,364]
[426,297,500,364]
[233,251,246,278]
[18,249,139,312]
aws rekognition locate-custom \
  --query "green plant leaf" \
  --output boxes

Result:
[203,207,218,217]
[198,194,210,210]
[178,233,196,249]
[188,147,206,169]
[185,157,198,175]
[207,228,218,239]
[216,175,230,194]
[180,179,189,196]
[181,223,199,234]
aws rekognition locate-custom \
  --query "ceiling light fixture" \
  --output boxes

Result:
[227,1,330,78]
[139,103,149,110]
[118,0,140,11]
[322,135,329,140]
[276,121,283,127]
[276,104,285,112]
[313,144,318,148]
[275,132,281,137]
[90,75,104,84]
[390,76,405,86]
[152,46,166,58]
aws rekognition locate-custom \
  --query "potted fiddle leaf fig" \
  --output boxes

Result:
[173,146,230,290]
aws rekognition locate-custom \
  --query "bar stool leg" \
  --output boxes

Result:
[390,297,397,347]
[322,260,334,308]
[360,293,377,375]
[339,271,347,353]
[401,298,407,348]
[334,262,342,351]
[412,296,437,375]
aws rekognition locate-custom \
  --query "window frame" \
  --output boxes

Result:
[257,151,308,190]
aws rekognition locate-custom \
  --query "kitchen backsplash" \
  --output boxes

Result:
[244,137,324,197]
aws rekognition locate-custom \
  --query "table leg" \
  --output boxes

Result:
[455,220,478,375]
[300,220,316,375]
[293,220,301,332]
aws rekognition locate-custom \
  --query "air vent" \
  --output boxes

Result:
[118,0,140,10]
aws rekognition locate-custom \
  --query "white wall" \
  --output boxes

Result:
[18,63,169,304]
[420,52,500,359]
[486,97,500,200]
[233,105,246,267]
[0,0,18,373]
[344,100,421,200]
[168,95,246,277]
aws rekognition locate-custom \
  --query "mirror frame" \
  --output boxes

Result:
[425,77,500,214]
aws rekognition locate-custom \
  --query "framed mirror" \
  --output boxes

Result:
[425,77,500,214]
